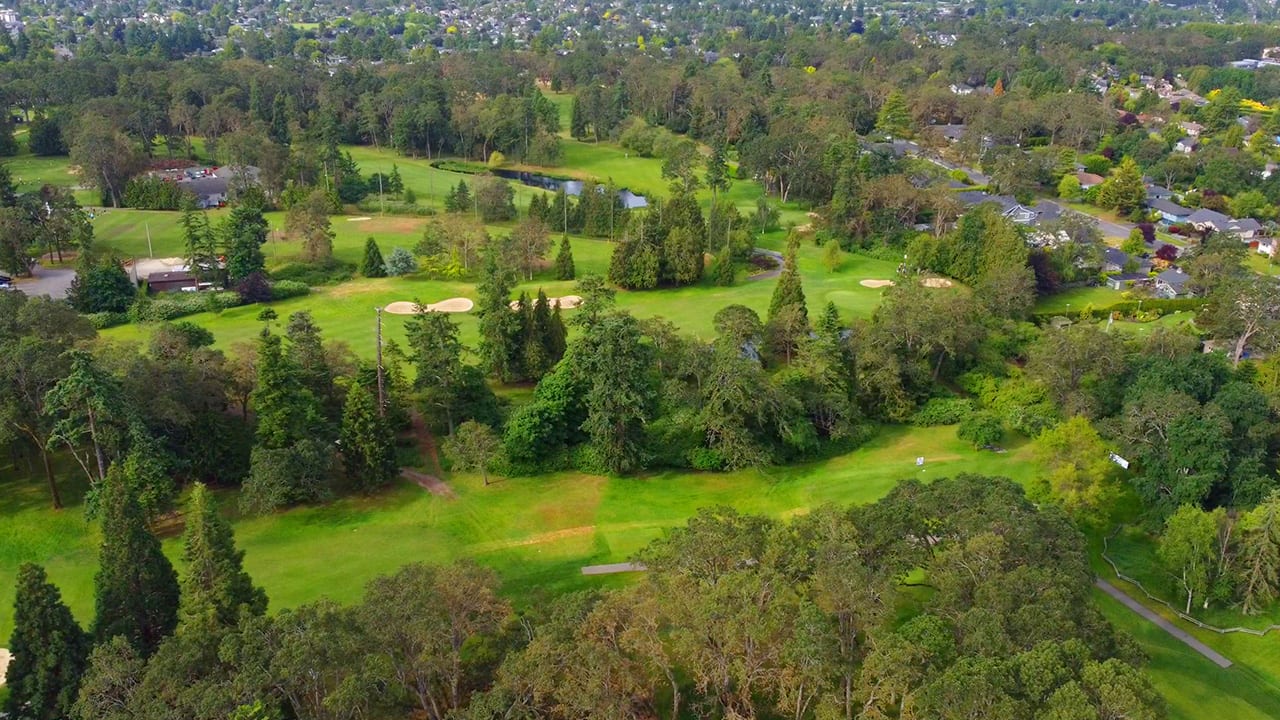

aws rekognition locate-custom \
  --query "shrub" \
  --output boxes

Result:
[84,311,129,329]
[384,247,419,276]
[687,447,726,471]
[271,260,355,285]
[958,411,1004,449]
[236,271,273,304]
[129,290,240,322]
[269,279,310,300]
[912,397,975,426]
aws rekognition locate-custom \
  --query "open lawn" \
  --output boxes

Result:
[1033,285,1127,314]
[0,424,1037,642]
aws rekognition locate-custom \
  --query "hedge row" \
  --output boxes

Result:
[112,281,312,325]
[1031,296,1205,324]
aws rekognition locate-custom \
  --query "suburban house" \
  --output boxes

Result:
[1146,185,1175,202]
[1150,198,1193,224]
[1101,247,1134,273]
[1076,172,1105,190]
[154,165,262,209]
[1106,272,1151,290]
[146,271,199,293]
[1154,267,1190,298]
[1174,137,1200,154]
[933,124,967,143]
[1179,121,1203,137]
[1257,237,1279,257]
[956,191,1062,229]
[1186,208,1264,239]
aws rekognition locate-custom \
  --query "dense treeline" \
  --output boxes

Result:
[6,474,1168,720]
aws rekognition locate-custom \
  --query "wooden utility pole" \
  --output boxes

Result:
[375,306,386,416]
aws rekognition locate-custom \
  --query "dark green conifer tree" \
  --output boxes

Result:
[714,238,736,287]
[361,237,387,278]
[339,382,398,493]
[476,251,521,382]
[555,234,575,280]
[768,234,807,322]
[93,466,180,656]
[178,483,267,634]
[5,563,90,720]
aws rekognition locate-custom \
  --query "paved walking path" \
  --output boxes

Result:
[1,647,10,686]
[581,562,647,575]
[1094,578,1232,668]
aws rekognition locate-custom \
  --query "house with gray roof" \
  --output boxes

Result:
[1150,198,1193,224]
[1155,268,1191,298]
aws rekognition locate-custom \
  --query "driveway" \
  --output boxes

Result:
[12,263,76,299]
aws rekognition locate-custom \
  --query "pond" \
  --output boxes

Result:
[489,168,648,209]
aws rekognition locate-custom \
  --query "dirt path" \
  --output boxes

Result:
[401,411,454,498]
[400,468,456,498]
[1095,578,1232,668]
[1,647,10,686]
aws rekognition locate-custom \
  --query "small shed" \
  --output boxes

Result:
[147,271,198,293]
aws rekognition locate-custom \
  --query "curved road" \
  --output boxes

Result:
[748,248,784,280]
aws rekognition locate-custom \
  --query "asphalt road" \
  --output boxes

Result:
[11,264,76,299]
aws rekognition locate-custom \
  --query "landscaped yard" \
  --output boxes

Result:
[1033,285,1127,314]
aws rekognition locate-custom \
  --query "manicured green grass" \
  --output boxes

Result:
[1093,588,1280,720]
[100,234,899,353]
[1033,285,1127,314]
[0,424,1037,642]
[1247,252,1280,277]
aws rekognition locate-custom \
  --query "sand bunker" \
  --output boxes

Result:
[383,298,474,315]
[507,295,583,310]
[921,277,954,288]
[860,279,896,288]
[347,216,372,222]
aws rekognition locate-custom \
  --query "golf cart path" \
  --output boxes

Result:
[748,248,784,280]
[1094,578,1232,668]
[581,562,647,576]
[1,646,9,686]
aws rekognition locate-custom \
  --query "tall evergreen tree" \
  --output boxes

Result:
[224,204,268,283]
[1240,493,1280,615]
[180,206,219,283]
[93,466,180,656]
[768,234,807,322]
[714,238,736,286]
[476,252,521,382]
[5,563,91,720]
[555,234,576,280]
[179,483,267,634]
[361,237,387,278]
[339,381,398,493]
[570,95,587,139]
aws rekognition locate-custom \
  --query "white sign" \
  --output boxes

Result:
[1109,452,1130,470]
